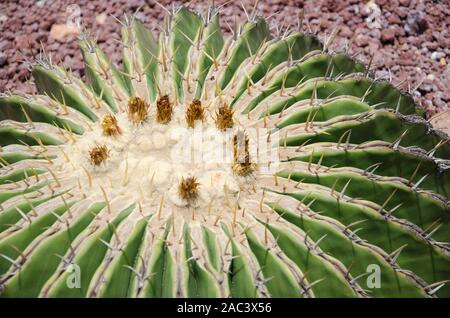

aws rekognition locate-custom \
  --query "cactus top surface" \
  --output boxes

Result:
[0,5,449,298]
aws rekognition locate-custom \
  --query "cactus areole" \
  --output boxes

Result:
[0,6,449,298]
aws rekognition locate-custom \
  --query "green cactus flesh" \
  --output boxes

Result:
[0,7,449,298]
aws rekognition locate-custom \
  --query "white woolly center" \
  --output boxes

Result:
[57,105,243,218]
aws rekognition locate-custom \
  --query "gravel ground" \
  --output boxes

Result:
[0,0,449,117]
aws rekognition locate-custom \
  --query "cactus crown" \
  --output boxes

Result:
[0,5,449,299]
[101,115,122,136]
[89,145,109,166]
[127,97,149,124]
[178,176,200,204]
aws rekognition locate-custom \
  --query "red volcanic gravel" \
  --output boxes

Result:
[0,0,449,117]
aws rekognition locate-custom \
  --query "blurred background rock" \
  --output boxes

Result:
[0,0,448,118]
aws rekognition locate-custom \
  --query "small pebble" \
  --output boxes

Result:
[0,53,7,67]
[431,52,445,60]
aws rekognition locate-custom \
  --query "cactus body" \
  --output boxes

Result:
[0,7,449,298]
